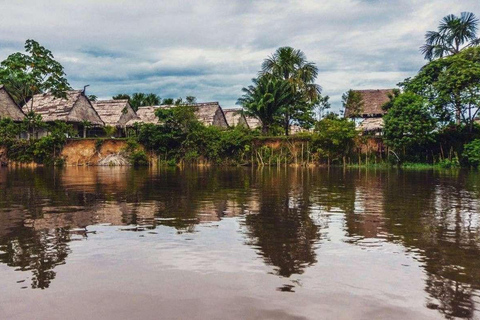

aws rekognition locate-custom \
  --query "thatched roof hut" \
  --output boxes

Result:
[193,102,228,128]
[126,102,229,128]
[0,85,25,121]
[22,90,104,126]
[223,108,248,128]
[126,106,161,126]
[344,89,393,118]
[92,99,138,128]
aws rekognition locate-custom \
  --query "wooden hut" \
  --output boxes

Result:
[223,108,249,128]
[0,85,25,122]
[344,89,393,135]
[22,90,104,138]
[92,99,139,137]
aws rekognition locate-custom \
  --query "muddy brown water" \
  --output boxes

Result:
[0,167,479,320]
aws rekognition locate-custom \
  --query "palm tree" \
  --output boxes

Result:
[144,93,161,106]
[237,74,294,134]
[421,12,480,61]
[260,47,321,135]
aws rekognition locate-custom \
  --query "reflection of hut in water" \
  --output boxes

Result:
[59,167,141,193]
[345,173,386,240]
[24,200,163,230]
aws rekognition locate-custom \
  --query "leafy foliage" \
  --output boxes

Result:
[312,113,356,163]
[421,12,480,61]
[463,139,480,167]
[403,47,480,129]
[112,93,161,111]
[237,74,294,134]
[383,92,437,159]
[342,90,364,117]
[0,120,75,164]
[0,39,70,106]
[135,105,254,164]
[259,46,323,135]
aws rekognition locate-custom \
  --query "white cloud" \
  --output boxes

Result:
[0,0,479,110]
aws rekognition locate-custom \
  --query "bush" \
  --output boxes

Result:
[0,120,73,165]
[463,139,480,167]
[129,150,149,166]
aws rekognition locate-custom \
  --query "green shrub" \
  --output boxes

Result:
[463,139,480,167]
[437,157,460,169]
[129,150,149,166]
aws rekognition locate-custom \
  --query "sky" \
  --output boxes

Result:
[0,0,479,112]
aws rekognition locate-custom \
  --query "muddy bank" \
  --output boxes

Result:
[60,139,138,166]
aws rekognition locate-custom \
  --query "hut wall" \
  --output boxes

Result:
[69,96,103,126]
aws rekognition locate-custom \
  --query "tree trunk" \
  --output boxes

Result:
[454,94,462,126]
[285,107,290,136]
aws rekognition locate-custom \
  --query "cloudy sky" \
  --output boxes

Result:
[1,0,479,111]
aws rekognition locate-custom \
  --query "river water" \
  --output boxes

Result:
[0,167,479,320]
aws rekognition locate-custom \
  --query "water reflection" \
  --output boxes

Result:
[0,167,480,319]
[244,169,320,278]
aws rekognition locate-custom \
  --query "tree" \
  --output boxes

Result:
[342,90,364,118]
[312,113,356,165]
[112,93,131,100]
[403,47,480,129]
[463,139,480,167]
[421,12,480,61]
[22,111,45,140]
[315,95,330,120]
[383,92,437,159]
[260,47,322,135]
[185,96,197,105]
[144,93,161,106]
[237,74,294,134]
[162,98,174,105]
[87,95,97,102]
[0,39,70,107]
[112,93,161,111]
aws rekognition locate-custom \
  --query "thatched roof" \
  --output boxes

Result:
[223,108,248,127]
[92,99,138,127]
[345,89,394,118]
[127,103,229,128]
[0,85,25,121]
[22,90,104,125]
[193,102,228,127]
[126,106,161,126]
[245,115,261,129]
[358,117,384,132]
